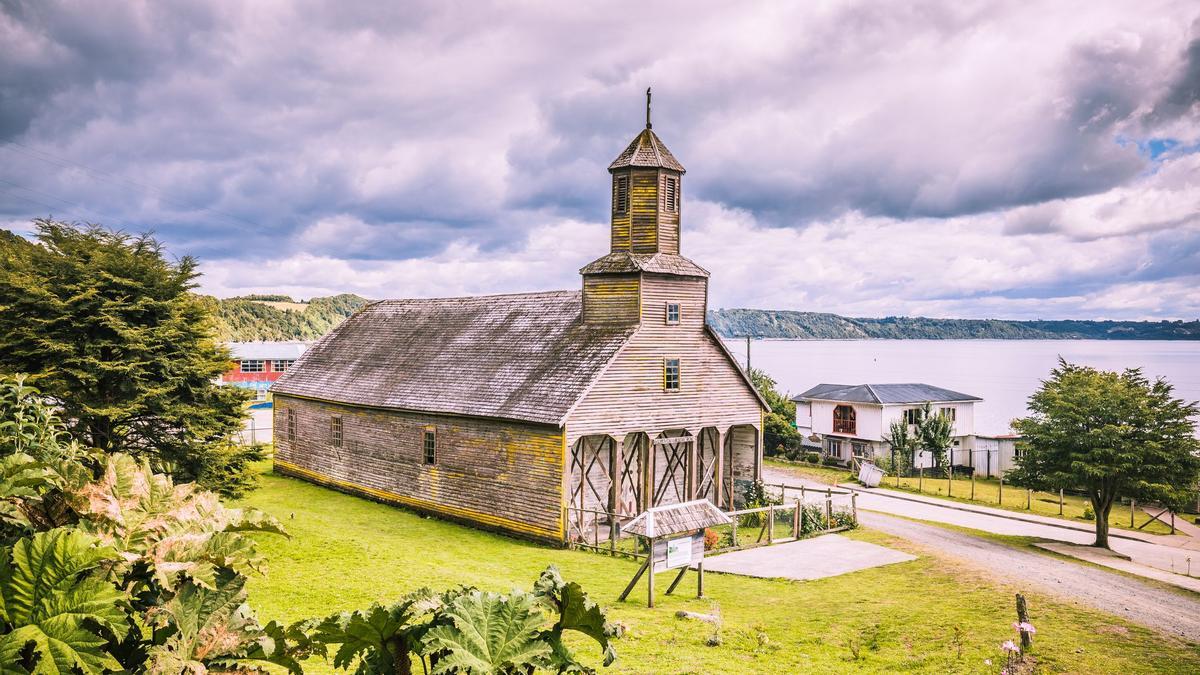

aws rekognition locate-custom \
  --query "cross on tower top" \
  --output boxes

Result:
[646,87,652,129]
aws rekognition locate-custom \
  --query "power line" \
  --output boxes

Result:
[0,180,136,230]
[0,140,263,230]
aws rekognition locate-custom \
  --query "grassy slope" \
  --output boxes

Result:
[238,466,1200,674]
[765,459,1173,536]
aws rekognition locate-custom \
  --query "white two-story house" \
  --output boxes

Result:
[792,383,982,468]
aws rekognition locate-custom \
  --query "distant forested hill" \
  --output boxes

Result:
[206,294,370,341]
[706,309,1200,340]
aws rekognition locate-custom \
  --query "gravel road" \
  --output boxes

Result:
[861,510,1200,642]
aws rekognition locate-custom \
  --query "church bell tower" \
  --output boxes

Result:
[581,89,710,327]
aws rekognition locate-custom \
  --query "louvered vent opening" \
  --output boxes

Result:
[614,175,629,214]
[664,176,678,212]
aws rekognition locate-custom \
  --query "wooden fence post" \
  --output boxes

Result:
[1027,489,1032,510]
[767,504,775,544]
[1059,488,1064,516]
[1015,593,1033,650]
[947,470,952,498]
[999,476,1003,505]
[918,466,924,493]
[971,472,975,501]
[825,490,833,529]
[1131,499,1136,528]
[793,498,801,539]
[851,492,858,523]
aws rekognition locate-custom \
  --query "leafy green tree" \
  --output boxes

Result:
[0,220,253,495]
[1010,360,1200,548]
[884,419,915,475]
[749,368,800,456]
[916,402,955,476]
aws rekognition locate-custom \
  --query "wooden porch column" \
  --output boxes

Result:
[714,428,726,510]
[609,437,623,515]
[640,433,654,511]
[685,430,698,500]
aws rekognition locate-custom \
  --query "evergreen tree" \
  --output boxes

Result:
[0,220,253,495]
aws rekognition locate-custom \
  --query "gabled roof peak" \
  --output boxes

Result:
[608,128,685,173]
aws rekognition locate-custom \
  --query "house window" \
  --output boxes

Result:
[851,442,868,457]
[939,407,957,422]
[254,388,267,402]
[664,358,680,391]
[827,439,842,457]
[614,175,629,214]
[423,428,437,465]
[832,405,856,435]
[330,416,343,448]
[665,302,680,325]
[902,408,922,425]
[273,359,295,372]
[286,408,296,443]
[664,176,679,212]
[240,359,264,373]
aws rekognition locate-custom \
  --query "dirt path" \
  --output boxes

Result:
[861,511,1200,642]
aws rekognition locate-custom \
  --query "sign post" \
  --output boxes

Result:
[616,499,729,608]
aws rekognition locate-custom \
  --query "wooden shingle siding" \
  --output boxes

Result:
[629,169,660,254]
[566,274,762,444]
[273,395,565,541]
[582,274,640,325]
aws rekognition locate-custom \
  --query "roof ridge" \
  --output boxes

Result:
[862,383,882,404]
[372,289,578,304]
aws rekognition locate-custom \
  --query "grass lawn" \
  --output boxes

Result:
[765,458,1175,536]
[762,458,856,486]
[237,465,1200,674]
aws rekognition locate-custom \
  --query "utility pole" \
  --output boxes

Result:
[745,335,751,374]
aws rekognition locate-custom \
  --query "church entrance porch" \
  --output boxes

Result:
[565,424,760,545]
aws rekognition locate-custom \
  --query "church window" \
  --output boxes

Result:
[665,302,680,324]
[423,428,437,464]
[330,416,343,448]
[664,358,680,391]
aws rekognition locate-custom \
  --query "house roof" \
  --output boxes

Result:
[622,499,730,538]
[608,128,686,173]
[228,341,311,360]
[579,252,709,278]
[793,383,982,405]
[271,291,635,426]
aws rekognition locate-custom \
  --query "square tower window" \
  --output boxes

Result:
[614,175,629,214]
[665,302,680,325]
[664,176,679,212]
[664,358,680,391]
[423,428,437,465]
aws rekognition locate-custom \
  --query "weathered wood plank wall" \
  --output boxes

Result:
[567,274,762,444]
[629,169,660,253]
[273,395,565,541]
[582,274,640,325]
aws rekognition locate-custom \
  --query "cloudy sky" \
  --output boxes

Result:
[1,1,1198,320]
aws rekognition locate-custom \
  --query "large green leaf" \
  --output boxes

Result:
[532,565,617,670]
[311,588,437,674]
[0,528,126,674]
[422,590,551,675]
[142,570,260,674]
[69,453,285,591]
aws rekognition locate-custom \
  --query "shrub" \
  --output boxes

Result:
[703,528,721,550]
[805,452,821,464]
[1082,504,1095,520]
[822,454,843,467]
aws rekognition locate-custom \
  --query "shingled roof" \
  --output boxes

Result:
[271,291,635,425]
[793,383,982,405]
[608,128,686,173]
[579,252,709,277]
[622,499,730,538]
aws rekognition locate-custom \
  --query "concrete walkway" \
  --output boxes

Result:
[1035,542,1200,593]
[764,465,1200,591]
[702,534,915,581]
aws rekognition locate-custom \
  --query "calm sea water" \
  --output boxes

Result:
[722,339,1200,435]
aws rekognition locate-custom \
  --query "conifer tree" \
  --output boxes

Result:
[0,220,254,494]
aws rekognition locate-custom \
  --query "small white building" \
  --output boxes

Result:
[971,434,1022,478]
[792,383,983,469]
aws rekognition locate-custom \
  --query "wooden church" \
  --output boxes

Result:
[272,97,767,543]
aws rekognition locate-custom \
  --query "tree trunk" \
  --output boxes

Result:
[1093,495,1111,549]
